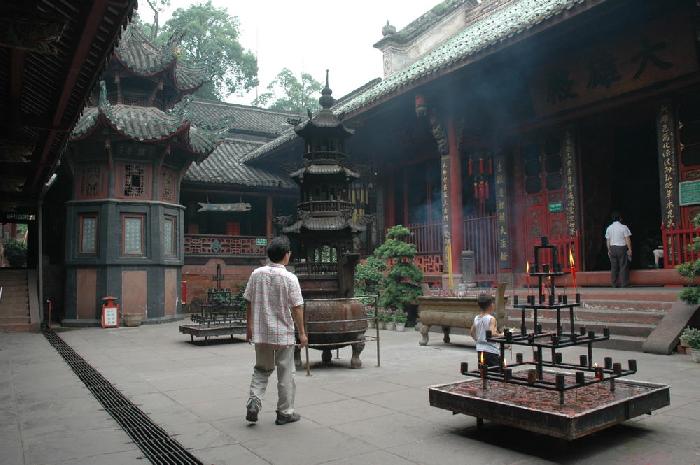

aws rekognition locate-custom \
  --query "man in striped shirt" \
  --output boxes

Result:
[244,237,307,425]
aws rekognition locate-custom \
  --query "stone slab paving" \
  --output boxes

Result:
[2,323,700,465]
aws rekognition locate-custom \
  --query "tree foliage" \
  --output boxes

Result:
[161,1,258,100]
[253,68,323,114]
[678,214,700,304]
[372,225,423,311]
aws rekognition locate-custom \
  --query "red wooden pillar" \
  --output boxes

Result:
[386,174,396,228]
[447,118,463,273]
[265,195,273,238]
[402,168,409,226]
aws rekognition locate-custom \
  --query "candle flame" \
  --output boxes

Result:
[503,358,507,368]
[526,261,530,273]
[480,352,484,365]
[569,249,575,267]
[593,362,598,368]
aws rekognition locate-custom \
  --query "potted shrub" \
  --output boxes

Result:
[394,311,407,332]
[374,225,423,317]
[681,327,700,362]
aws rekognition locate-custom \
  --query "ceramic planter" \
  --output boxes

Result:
[395,323,406,332]
[690,348,700,363]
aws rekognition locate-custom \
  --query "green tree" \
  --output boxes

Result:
[144,0,170,40]
[373,225,423,311]
[161,1,258,100]
[253,68,323,114]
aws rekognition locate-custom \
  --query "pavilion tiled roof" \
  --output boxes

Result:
[71,82,217,158]
[184,138,296,189]
[114,24,206,92]
[184,98,299,136]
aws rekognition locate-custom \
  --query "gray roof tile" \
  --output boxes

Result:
[184,138,296,189]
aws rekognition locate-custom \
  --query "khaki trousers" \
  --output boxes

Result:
[247,344,296,415]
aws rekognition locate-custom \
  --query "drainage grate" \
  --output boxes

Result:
[43,329,203,465]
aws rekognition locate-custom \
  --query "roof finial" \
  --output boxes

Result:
[319,69,334,109]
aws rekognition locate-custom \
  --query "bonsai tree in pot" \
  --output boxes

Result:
[680,327,700,362]
[374,225,423,319]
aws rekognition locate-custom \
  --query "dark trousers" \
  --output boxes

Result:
[609,245,630,287]
[478,351,501,368]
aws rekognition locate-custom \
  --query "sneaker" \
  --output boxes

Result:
[275,411,301,425]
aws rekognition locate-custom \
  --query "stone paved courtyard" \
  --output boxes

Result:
[2,323,700,465]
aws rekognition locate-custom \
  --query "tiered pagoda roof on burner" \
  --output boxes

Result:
[283,71,364,298]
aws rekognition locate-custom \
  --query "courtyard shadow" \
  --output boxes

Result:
[451,420,653,463]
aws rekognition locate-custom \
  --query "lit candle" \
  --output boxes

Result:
[526,261,532,296]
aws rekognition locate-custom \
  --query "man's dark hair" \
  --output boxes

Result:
[477,293,494,311]
[611,211,621,222]
[267,237,290,263]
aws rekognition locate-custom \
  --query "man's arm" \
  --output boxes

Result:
[469,321,476,339]
[606,238,611,256]
[246,300,252,343]
[490,315,502,337]
[625,236,632,256]
[291,305,308,347]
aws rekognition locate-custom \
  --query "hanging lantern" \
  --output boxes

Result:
[415,94,427,118]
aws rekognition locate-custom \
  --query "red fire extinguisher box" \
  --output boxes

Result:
[101,296,120,328]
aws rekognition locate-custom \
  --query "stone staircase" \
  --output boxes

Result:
[506,288,679,352]
[0,269,36,331]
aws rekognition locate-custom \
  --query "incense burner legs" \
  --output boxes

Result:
[351,342,365,369]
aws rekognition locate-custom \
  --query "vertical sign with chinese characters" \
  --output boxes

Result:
[441,155,452,270]
[562,128,579,236]
[494,151,510,269]
[656,103,679,228]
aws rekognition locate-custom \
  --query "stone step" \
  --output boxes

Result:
[0,306,30,316]
[506,307,666,325]
[595,335,647,352]
[580,300,673,311]
[0,287,28,296]
[504,317,656,338]
[0,315,31,325]
[0,322,40,332]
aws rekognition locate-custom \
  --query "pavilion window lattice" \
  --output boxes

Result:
[161,168,176,202]
[124,164,145,197]
[80,166,100,197]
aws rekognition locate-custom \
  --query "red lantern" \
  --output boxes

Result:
[415,94,427,118]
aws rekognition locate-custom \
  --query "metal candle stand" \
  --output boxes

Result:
[461,236,637,405]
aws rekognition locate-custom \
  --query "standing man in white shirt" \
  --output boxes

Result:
[244,237,308,425]
[605,212,632,288]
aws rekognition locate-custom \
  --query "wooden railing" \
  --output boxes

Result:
[294,262,338,275]
[464,215,497,280]
[184,234,266,256]
[662,225,700,268]
[406,222,443,254]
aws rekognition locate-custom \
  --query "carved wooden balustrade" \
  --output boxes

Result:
[662,225,700,268]
[184,234,267,257]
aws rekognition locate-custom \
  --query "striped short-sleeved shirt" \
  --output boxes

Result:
[244,263,304,346]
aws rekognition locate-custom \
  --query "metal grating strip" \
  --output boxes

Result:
[43,329,202,465]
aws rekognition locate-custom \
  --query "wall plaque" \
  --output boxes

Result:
[679,180,700,206]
